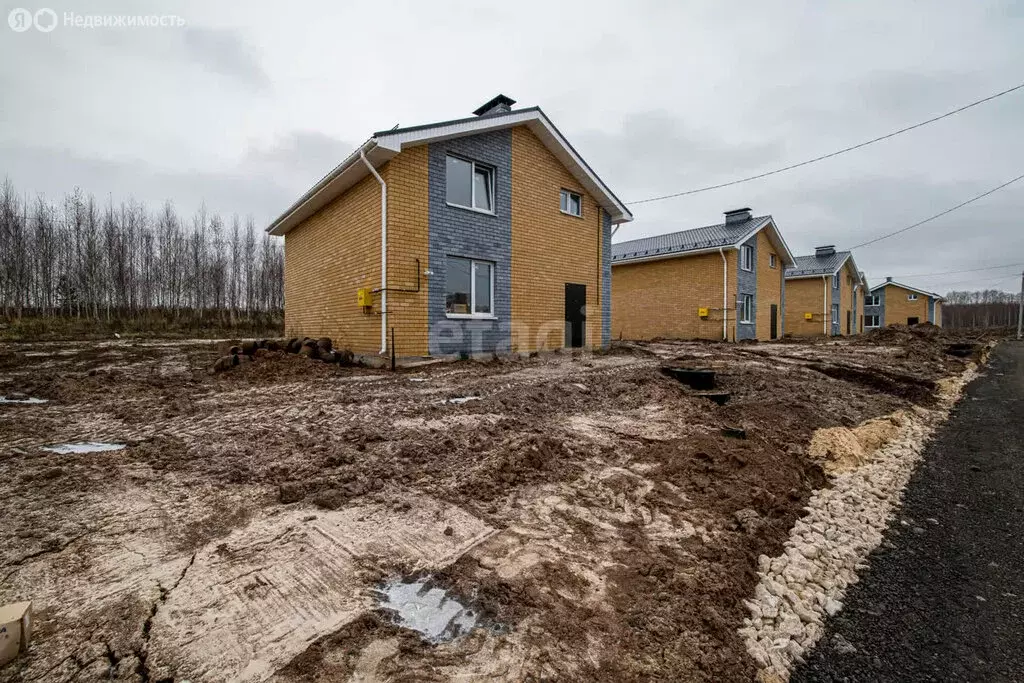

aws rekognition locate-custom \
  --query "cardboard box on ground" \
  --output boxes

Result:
[0,602,32,667]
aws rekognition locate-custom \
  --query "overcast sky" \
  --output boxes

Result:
[2,0,1022,294]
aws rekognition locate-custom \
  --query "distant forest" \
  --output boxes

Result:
[0,180,283,338]
[943,289,1022,330]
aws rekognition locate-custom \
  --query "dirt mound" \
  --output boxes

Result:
[808,411,908,473]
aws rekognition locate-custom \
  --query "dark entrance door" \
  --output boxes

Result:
[847,311,852,335]
[564,283,586,348]
[770,304,778,340]
[907,317,919,325]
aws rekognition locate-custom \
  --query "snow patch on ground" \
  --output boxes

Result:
[42,441,126,454]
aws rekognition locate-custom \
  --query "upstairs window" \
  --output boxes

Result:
[560,189,582,217]
[740,245,754,271]
[832,272,840,289]
[446,155,494,213]
[865,294,880,306]
[769,253,777,269]
[908,293,918,301]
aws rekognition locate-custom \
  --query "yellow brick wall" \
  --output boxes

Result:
[283,147,429,356]
[510,127,603,351]
[755,230,783,340]
[935,301,942,326]
[611,250,738,341]
[784,277,830,337]
[382,146,430,356]
[883,284,931,325]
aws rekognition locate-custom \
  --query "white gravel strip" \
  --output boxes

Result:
[740,363,982,683]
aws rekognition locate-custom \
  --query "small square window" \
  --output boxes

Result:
[907,293,918,301]
[740,245,754,271]
[739,294,754,322]
[446,155,494,213]
[865,315,880,327]
[769,254,777,269]
[560,189,582,217]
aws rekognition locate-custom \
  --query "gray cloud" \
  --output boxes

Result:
[1,0,1022,297]
[182,26,270,90]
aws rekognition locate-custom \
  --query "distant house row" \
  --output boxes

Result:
[267,95,944,357]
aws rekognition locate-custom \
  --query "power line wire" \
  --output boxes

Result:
[870,262,1024,279]
[626,80,1024,206]
[847,172,1024,249]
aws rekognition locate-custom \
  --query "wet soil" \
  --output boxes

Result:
[0,329,969,682]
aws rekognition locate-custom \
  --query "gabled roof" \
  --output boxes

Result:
[785,251,869,287]
[267,105,632,236]
[611,215,796,266]
[870,280,945,301]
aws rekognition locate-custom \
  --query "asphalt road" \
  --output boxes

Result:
[794,341,1024,683]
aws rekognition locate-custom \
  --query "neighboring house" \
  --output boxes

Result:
[267,94,632,358]
[784,245,867,337]
[611,208,795,341]
[863,277,944,328]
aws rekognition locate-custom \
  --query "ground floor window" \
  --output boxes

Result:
[739,294,754,323]
[446,256,494,317]
[865,314,880,327]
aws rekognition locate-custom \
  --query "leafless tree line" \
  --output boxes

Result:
[0,179,283,329]
[943,288,1022,330]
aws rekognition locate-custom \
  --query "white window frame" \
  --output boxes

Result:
[445,155,495,215]
[865,314,880,327]
[445,257,496,320]
[740,245,754,272]
[560,189,583,217]
[907,293,918,301]
[832,272,840,289]
[739,294,754,323]
[769,253,777,269]
[865,294,880,306]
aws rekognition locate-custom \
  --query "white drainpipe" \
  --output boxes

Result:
[360,150,388,355]
[822,275,829,336]
[719,247,728,341]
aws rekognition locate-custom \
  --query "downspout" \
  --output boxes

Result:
[719,247,728,340]
[822,275,828,336]
[360,150,387,355]
[853,283,860,333]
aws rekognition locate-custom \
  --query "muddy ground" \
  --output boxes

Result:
[0,327,974,682]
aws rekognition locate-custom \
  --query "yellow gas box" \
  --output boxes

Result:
[357,288,372,307]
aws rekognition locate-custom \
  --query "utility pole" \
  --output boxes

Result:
[1018,270,1023,340]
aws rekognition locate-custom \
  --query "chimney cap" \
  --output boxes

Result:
[886,276,893,282]
[473,94,517,116]
[723,207,752,224]
[814,245,837,257]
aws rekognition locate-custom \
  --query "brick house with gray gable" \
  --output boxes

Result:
[267,94,631,358]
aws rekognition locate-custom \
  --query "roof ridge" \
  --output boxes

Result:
[614,215,772,250]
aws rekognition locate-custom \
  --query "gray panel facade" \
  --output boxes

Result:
[830,274,842,335]
[864,288,885,327]
[427,131,513,356]
[928,297,936,323]
[736,234,757,340]
[601,209,612,347]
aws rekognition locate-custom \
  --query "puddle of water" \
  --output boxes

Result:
[441,396,481,405]
[374,578,479,643]
[41,442,126,455]
[0,396,48,404]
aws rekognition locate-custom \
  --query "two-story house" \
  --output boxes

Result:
[610,209,795,341]
[267,95,632,358]
[863,278,944,328]
[784,246,867,336]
